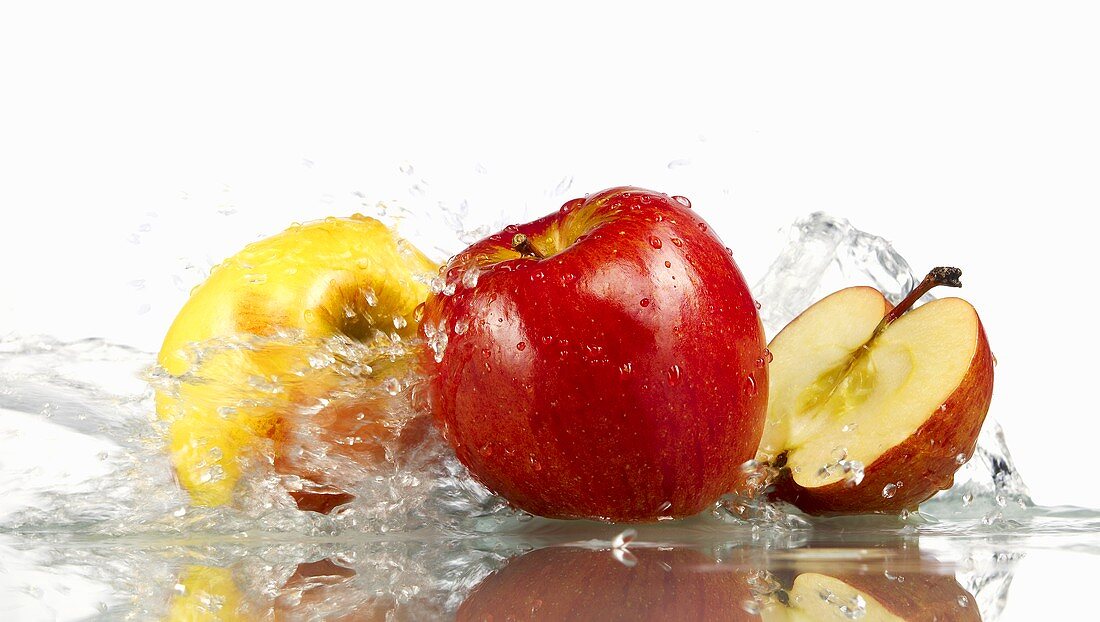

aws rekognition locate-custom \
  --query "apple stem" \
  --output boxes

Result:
[872,267,962,336]
[512,233,545,259]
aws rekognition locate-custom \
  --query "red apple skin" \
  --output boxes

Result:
[420,187,767,522]
[456,547,756,622]
[772,322,994,514]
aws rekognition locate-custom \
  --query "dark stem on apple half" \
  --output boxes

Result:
[512,233,545,259]
[871,266,962,338]
[822,267,963,405]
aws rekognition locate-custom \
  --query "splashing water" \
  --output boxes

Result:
[3,208,1100,621]
[0,211,1092,538]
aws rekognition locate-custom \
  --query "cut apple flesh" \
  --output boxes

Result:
[763,285,990,497]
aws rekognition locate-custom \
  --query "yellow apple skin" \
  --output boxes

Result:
[155,215,437,507]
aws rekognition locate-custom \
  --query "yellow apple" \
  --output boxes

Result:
[155,215,438,508]
[760,268,994,514]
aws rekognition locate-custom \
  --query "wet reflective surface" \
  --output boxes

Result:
[4,522,1098,620]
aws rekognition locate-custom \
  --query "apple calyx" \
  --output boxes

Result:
[873,266,962,337]
[511,233,546,260]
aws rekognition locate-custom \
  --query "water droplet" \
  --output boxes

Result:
[744,375,757,397]
[754,300,762,310]
[363,287,378,306]
[442,281,457,296]
[882,483,898,498]
[413,303,425,322]
[619,362,633,375]
[832,446,848,461]
[673,195,691,208]
[612,529,637,549]
[453,319,469,335]
[763,348,774,364]
[561,272,577,286]
[648,235,663,249]
[639,298,651,308]
[956,452,968,465]
[541,335,554,345]
[697,222,708,232]
[462,266,481,289]
[670,237,684,247]
[383,378,402,396]
[958,595,969,607]
[516,341,527,351]
[392,315,408,330]
[842,422,858,432]
[664,260,672,268]
[666,364,682,385]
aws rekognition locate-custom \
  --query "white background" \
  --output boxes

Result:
[1,2,1098,618]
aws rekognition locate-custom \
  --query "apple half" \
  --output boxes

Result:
[760,268,994,514]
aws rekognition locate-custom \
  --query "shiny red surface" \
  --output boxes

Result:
[421,187,767,521]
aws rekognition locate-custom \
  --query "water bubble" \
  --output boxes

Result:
[666,364,682,386]
[744,375,757,397]
[648,235,663,249]
[428,329,449,363]
[611,528,637,549]
[639,298,651,308]
[461,266,481,289]
[356,286,377,307]
[516,342,527,351]
[670,237,684,247]
[383,378,402,396]
[697,222,708,232]
[754,300,762,310]
[619,362,633,375]
[664,260,672,268]
[958,595,969,607]
[442,281,457,296]
[429,275,447,294]
[541,335,554,345]
[392,316,408,330]
[673,196,691,208]
[453,319,469,335]
[413,302,426,322]
[882,483,898,498]
[955,452,968,465]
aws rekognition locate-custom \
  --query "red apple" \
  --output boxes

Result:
[419,187,767,521]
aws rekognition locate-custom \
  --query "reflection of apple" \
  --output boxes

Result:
[760,551,981,621]
[166,565,252,621]
[420,187,767,521]
[156,215,437,509]
[760,269,994,514]
[457,546,756,621]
